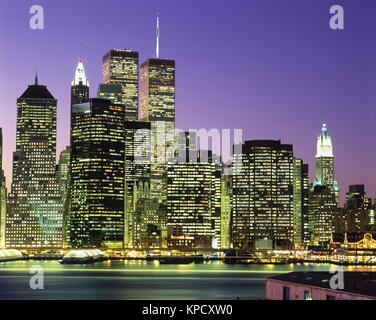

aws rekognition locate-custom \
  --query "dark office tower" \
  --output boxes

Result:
[342,185,372,233]
[0,128,6,248]
[70,99,125,249]
[308,185,337,244]
[124,121,151,247]
[314,123,339,204]
[232,140,294,250]
[6,76,62,248]
[346,185,365,201]
[97,83,122,104]
[58,146,71,248]
[71,57,89,106]
[292,158,310,248]
[102,49,139,121]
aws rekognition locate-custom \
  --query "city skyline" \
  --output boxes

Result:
[1,2,376,304]
[0,0,375,206]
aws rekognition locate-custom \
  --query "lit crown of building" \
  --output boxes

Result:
[71,58,89,87]
[316,123,333,158]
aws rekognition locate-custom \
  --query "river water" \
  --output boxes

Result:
[0,260,374,300]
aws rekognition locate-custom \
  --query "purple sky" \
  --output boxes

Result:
[0,0,375,205]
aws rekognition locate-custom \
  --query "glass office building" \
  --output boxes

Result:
[292,158,309,248]
[103,49,139,121]
[70,98,125,248]
[0,128,6,248]
[140,58,175,201]
[232,140,294,250]
[6,77,63,248]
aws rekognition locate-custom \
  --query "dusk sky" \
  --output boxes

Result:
[0,0,375,205]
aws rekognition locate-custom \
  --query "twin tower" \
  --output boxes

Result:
[7,33,176,248]
[68,49,176,248]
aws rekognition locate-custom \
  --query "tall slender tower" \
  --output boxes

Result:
[314,123,339,203]
[102,49,139,121]
[124,121,151,248]
[293,158,309,248]
[58,146,71,248]
[6,76,62,248]
[140,13,175,200]
[0,128,6,248]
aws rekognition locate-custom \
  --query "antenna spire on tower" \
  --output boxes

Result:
[156,12,160,59]
[80,40,83,62]
[35,71,38,85]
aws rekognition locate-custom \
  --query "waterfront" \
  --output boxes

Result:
[1,260,375,300]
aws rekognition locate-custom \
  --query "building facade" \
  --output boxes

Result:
[334,185,373,234]
[232,140,294,250]
[0,128,6,248]
[124,121,152,247]
[58,146,71,248]
[97,83,122,105]
[167,153,214,249]
[70,98,125,248]
[292,158,309,248]
[220,174,232,249]
[140,58,175,201]
[166,133,220,249]
[308,185,337,244]
[314,123,339,204]
[103,49,139,121]
[6,76,63,248]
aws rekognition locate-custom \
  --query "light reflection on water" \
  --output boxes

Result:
[0,260,374,300]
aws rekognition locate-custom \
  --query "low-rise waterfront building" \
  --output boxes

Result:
[267,272,376,300]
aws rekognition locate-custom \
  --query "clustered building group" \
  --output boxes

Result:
[0,46,374,252]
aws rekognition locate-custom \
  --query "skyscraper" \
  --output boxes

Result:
[70,98,125,248]
[63,56,90,249]
[97,83,122,105]
[0,128,6,248]
[220,174,232,249]
[292,158,309,248]
[166,133,218,249]
[102,49,139,121]
[342,185,372,233]
[124,121,151,247]
[315,123,339,203]
[58,146,71,248]
[166,153,214,249]
[232,140,294,250]
[140,58,175,200]
[6,76,62,248]
[308,185,337,244]
[71,57,89,106]
[140,58,175,153]
[140,15,176,201]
